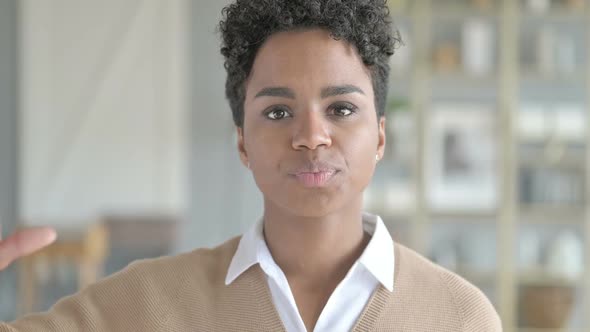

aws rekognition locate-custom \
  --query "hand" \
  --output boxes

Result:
[0,225,57,271]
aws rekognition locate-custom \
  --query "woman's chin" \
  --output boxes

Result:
[268,196,349,219]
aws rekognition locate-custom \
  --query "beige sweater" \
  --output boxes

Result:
[2,236,502,331]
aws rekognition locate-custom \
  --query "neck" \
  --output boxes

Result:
[262,198,369,287]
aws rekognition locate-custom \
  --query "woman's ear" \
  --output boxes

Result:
[377,116,386,161]
[236,126,249,168]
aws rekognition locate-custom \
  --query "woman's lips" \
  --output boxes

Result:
[293,170,337,188]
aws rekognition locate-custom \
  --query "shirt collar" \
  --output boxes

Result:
[225,219,263,285]
[357,212,395,291]
[225,212,395,292]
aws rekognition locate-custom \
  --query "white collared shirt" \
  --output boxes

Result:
[225,212,395,332]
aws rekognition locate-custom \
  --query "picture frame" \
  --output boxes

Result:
[426,104,498,211]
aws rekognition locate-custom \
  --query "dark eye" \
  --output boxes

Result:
[331,103,357,117]
[265,107,292,120]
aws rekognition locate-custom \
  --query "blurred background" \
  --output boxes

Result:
[0,0,589,331]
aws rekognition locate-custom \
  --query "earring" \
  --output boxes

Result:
[375,154,380,162]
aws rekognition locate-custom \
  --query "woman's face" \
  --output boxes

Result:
[238,28,385,217]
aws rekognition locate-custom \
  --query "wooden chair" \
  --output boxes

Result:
[18,222,109,315]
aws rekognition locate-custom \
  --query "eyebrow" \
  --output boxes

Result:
[254,87,295,99]
[254,84,365,100]
[321,84,365,98]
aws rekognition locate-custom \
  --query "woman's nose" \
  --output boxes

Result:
[291,111,332,150]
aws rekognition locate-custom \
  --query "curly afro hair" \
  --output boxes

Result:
[219,0,401,128]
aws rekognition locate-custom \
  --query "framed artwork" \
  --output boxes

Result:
[426,104,498,211]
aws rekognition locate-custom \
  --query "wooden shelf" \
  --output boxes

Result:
[430,209,498,221]
[430,71,498,85]
[518,205,586,225]
[518,268,582,287]
[376,209,415,221]
[519,69,586,84]
[518,154,586,170]
[517,328,587,332]
[456,267,497,284]
[520,8,586,22]
[432,9,498,21]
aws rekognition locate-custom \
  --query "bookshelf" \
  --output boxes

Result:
[364,0,590,330]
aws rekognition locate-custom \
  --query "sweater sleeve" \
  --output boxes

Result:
[441,272,503,332]
[0,259,177,332]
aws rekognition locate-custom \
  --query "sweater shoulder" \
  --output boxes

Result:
[440,270,502,331]
[394,243,502,331]
[125,235,241,279]
[3,236,242,332]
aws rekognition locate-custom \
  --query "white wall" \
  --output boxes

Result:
[0,0,20,321]
[177,0,263,251]
[0,0,19,233]
[19,0,188,225]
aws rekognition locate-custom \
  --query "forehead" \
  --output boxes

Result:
[246,29,372,96]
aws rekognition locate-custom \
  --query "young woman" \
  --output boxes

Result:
[0,1,502,331]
